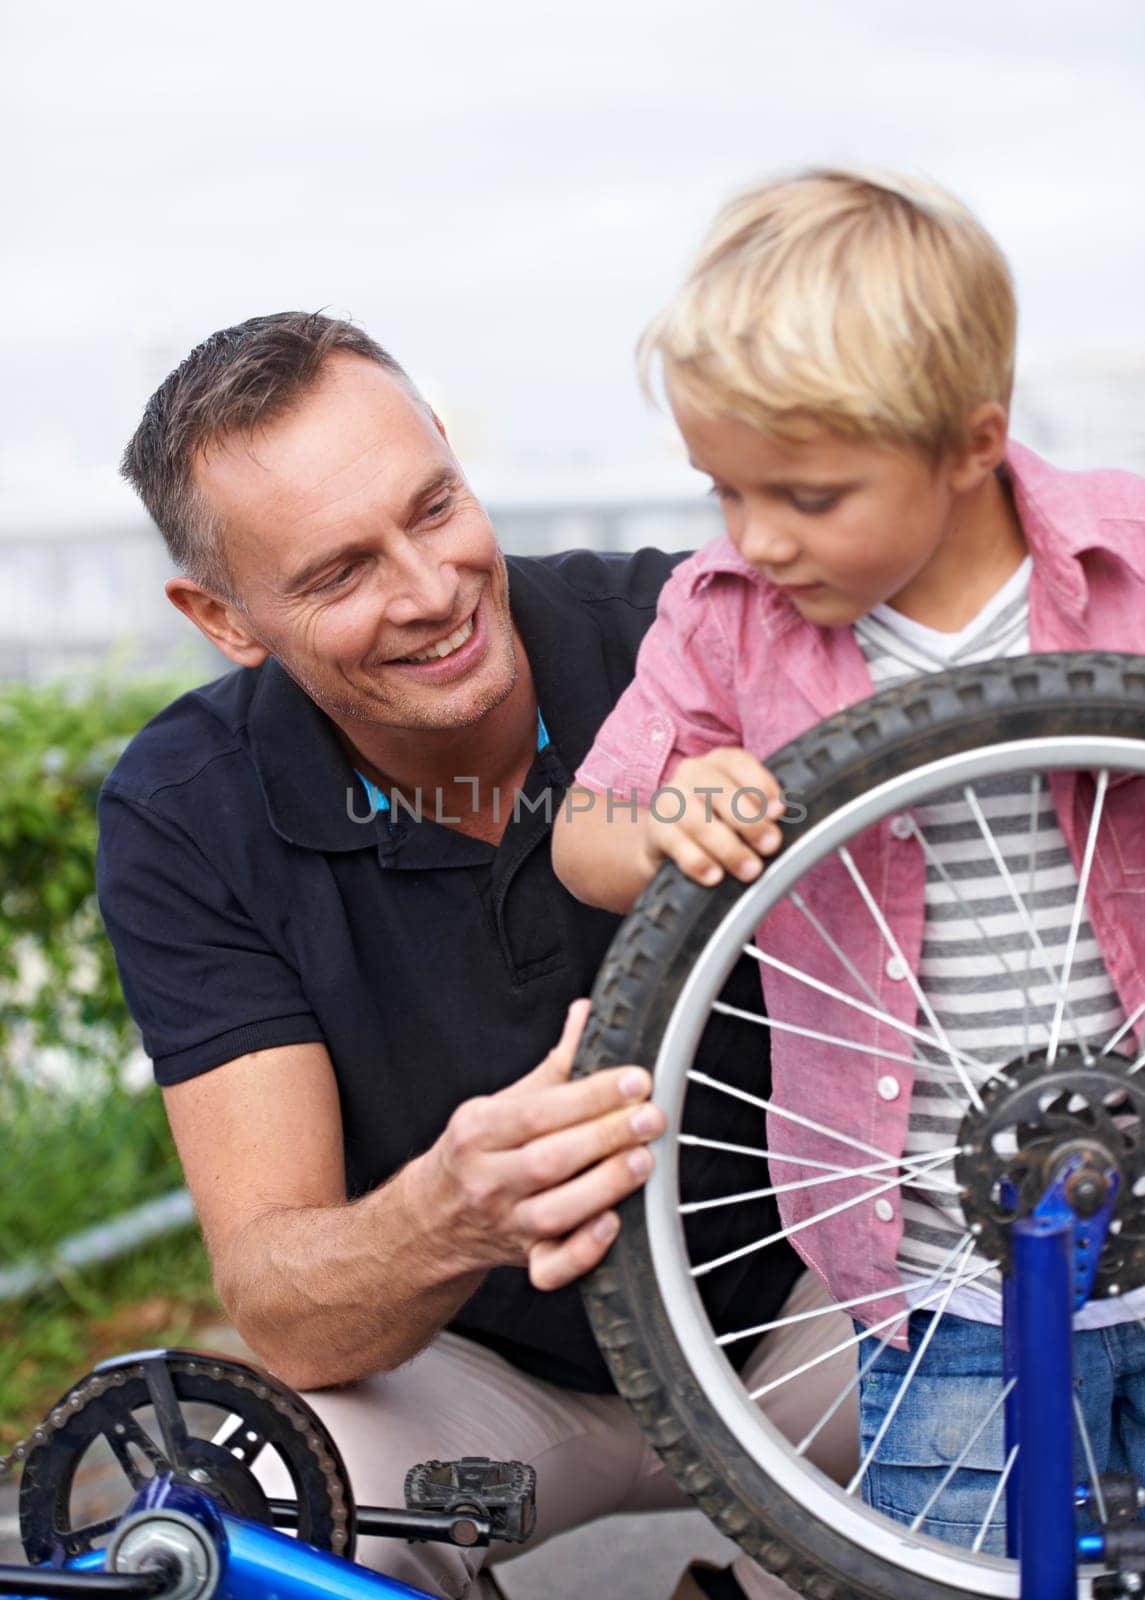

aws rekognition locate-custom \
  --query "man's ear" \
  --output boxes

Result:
[429,407,449,442]
[949,402,1009,492]
[165,578,270,668]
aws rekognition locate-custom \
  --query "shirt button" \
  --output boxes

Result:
[885,956,909,981]
[877,1075,901,1101]
[648,727,665,742]
[889,813,913,840]
[874,1199,895,1222]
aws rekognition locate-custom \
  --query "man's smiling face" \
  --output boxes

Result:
[192,353,517,732]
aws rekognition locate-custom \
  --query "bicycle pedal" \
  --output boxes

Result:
[404,1458,536,1543]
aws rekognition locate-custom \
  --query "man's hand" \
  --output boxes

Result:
[414,999,664,1292]
[639,746,786,888]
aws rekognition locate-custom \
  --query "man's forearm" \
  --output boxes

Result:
[215,1156,483,1390]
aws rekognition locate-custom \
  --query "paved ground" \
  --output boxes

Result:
[0,1326,737,1597]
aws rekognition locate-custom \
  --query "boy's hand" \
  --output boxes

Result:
[640,747,786,887]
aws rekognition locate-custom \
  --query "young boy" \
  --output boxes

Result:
[552,168,1145,1551]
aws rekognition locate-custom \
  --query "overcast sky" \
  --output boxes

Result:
[3,0,1144,524]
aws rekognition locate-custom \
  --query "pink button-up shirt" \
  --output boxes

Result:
[577,443,1145,1330]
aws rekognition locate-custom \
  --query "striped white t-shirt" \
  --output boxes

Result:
[852,559,1144,1327]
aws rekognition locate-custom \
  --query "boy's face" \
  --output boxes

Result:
[675,404,971,628]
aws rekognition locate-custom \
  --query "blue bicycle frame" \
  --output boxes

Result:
[1009,1215,1077,1600]
[43,1479,436,1600]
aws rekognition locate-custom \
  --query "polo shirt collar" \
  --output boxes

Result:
[247,658,376,852]
[504,555,621,776]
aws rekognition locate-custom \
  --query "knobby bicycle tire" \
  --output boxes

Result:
[574,651,1145,1600]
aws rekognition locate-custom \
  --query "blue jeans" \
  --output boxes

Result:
[856,1311,1145,1553]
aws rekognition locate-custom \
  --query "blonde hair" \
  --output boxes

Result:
[640,168,1016,460]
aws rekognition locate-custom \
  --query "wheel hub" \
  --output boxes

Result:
[955,1048,1145,1296]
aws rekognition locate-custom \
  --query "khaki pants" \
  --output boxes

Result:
[258,1271,856,1600]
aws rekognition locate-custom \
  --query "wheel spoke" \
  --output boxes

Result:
[742,945,994,1080]
[1073,1388,1107,1526]
[846,1238,976,1494]
[796,1315,906,1458]
[682,1148,961,1216]
[971,1446,1017,1553]
[962,783,1095,1064]
[691,1151,957,1278]
[689,1068,897,1164]
[1047,769,1108,1064]
[679,1134,834,1169]
[1022,775,1041,1061]
[712,997,940,1074]
[723,1231,973,1352]
[837,844,984,1112]
[1103,999,1145,1057]
[789,889,885,1012]
[749,1254,997,1402]
[908,1379,1014,1531]
[680,1134,960,1192]
[904,800,1037,1093]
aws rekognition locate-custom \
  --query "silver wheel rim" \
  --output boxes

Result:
[646,735,1145,1597]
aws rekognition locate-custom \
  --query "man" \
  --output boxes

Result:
[98,313,853,1600]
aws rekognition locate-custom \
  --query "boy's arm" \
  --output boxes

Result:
[552,785,658,913]
[553,748,789,914]
[556,554,785,911]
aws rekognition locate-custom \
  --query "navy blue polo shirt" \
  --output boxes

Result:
[97,548,801,1392]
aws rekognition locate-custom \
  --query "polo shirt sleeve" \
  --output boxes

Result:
[575,561,741,806]
[97,788,325,1086]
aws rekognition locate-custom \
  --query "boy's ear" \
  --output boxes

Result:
[165,577,270,668]
[949,402,1009,492]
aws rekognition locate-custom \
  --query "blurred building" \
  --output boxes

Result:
[1011,357,1145,474]
[0,486,720,684]
[2,355,1142,686]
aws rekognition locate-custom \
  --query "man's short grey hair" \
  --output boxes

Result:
[120,312,415,596]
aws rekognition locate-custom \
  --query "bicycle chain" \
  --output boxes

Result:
[0,1356,353,1557]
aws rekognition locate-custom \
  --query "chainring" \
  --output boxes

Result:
[17,1350,356,1564]
[955,1049,1145,1294]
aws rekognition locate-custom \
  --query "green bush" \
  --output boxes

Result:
[0,673,200,1267]
[1,1073,181,1265]
[0,673,223,1440]
[0,674,195,1082]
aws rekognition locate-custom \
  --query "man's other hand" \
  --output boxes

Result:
[415,999,664,1292]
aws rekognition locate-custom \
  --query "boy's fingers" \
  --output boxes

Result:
[703,799,783,860]
[657,816,778,885]
[691,817,771,881]
[709,746,784,795]
[654,828,728,886]
[688,751,787,836]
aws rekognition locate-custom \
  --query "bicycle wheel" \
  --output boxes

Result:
[575,652,1145,1600]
